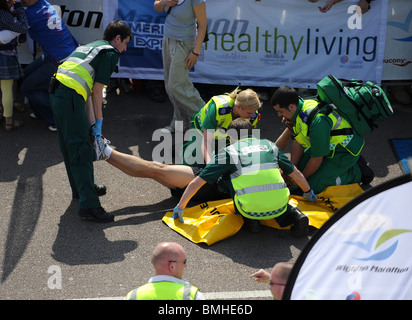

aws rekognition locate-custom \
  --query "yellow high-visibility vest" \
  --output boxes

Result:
[56,40,118,101]
[193,94,260,140]
[293,99,364,157]
[126,281,198,300]
[226,137,290,220]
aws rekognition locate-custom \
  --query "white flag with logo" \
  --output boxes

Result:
[284,174,412,300]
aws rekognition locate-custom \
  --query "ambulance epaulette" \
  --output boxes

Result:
[218,106,232,116]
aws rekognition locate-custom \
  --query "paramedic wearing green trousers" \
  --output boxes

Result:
[271,86,371,195]
[174,118,317,235]
[181,88,261,167]
[50,21,132,222]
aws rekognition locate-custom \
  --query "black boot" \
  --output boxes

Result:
[357,156,374,185]
[289,206,309,237]
[243,218,262,233]
[78,206,114,223]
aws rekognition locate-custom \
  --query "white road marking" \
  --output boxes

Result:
[204,290,272,299]
[78,290,272,300]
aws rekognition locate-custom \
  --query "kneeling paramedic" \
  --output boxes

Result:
[181,87,261,167]
[174,118,317,236]
[271,86,370,194]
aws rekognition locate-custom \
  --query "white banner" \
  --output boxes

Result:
[284,174,412,300]
[103,0,388,88]
[383,0,412,80]
[19,0,410,84]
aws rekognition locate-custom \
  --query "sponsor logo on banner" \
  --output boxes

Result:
[339,55,364,69]
[384,58,412,67]
[59,5,103,29]
[343,227,412,261]
[260,52,288,66]
[346,291,361,300]
[387,9,412,42]
[216,52,248,64]
[204,25,378,63]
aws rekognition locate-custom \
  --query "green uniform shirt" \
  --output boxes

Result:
[306,110,335,158]
[199,136,295,197]
[89,43,119,86]
[199,100,219,130]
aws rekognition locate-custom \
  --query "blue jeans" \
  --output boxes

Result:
[21,56,57,126]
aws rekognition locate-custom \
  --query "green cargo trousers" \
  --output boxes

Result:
[297,144,362,194]
[50,86,101,209]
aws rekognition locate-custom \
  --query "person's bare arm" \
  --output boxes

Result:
[176,176,207,210]
[288,167,311,194]
[202,129,214,165]
[275,128,292,151]
[154,0,178,13]
[92,82,105,121]
[185,2,207,70]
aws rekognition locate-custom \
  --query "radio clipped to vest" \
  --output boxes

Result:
[316,74,393,136]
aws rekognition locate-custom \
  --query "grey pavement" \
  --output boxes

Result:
[0,84,411,300]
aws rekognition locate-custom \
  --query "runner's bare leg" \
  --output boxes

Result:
[106,149,195,189]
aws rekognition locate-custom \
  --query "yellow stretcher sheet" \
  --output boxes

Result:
[163,183,364,245]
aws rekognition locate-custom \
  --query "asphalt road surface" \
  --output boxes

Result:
[0,83,411,300]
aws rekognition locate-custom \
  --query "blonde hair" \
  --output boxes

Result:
[229,87,262,111]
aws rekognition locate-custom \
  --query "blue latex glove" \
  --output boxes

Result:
[303,189,318,202]
[91,118,103,140]
[173,205,184,223]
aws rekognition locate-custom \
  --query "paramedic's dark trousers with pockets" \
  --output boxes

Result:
[50,86,101,209]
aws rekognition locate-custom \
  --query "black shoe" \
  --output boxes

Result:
[78,206,114,223]
[72,184,107,199]
[357,156,374,185]
[243,218,262,233]
[289,207,309,237]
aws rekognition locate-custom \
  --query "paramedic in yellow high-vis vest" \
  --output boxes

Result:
[181,88,262,167]
[125,242,205,300]
[49,21,132,223]
[174,118,317,235]
[271,86,373,195]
